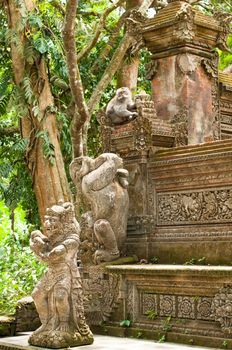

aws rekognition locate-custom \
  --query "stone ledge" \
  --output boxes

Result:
[107,264,232,276]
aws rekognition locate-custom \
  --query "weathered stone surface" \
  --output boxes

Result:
[70,153,129,265]
[105,265,232,348]
[0,316,16,336]
[16,296,40,332]
[28,202,93,348]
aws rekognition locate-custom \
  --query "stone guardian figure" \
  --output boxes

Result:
[70,153,129,264]
[28,202,94,348]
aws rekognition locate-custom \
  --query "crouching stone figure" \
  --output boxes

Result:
[70,153,129,264]
[28,201,93,349]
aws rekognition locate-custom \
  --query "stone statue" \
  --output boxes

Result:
[106,87,138,125]
[70,153,129,264]
[28,202,94,349]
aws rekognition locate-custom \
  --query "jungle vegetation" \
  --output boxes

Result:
[0,0,231,315]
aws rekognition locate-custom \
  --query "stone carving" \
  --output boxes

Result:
[197,298,213,321]
[133,117,152,151]
[178,297,195,319]
[214,12,232,51]
[173,2,195,42]
[70,153,129,264]
[157,188,232,225]
[142,294,158,315]
[202,53,220,140]
[28,202,93,349]
[146,61,159,80]
[171,108,188,146]
[139,293,214,322]
[126,10,146,54]
[82,266,120,325]
[160,295,176,317]
[106,87,138,125]
[213,285,232,334]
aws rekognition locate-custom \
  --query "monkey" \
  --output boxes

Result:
[106,87,138,125]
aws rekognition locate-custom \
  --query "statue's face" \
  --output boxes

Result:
[44,215,62,237]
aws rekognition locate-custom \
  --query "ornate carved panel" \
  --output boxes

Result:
[213,285,232,335]
[160,295,176,317]
[157,188,232,225]
[197,297,213,321]
[178,296,195,319]
[140,292,213,321]
[142,293,158,315]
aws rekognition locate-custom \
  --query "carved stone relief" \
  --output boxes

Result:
[142,293,158,315]
[173,3,195,42]
[133,117,152,151]
[213,285,232,334]
[178,297,195,319]
[213,12,232,51]
[82,267,120,325]
[146,61,159,81]
[138,292,214,322]
[202,53,220,140]
[171,107,188,146]
[157,188,232,225]
[160,295,176,317]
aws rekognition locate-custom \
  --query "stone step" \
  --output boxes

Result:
[0,333,218,350]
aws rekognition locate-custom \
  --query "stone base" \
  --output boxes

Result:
[104,265,232,349]
[28,330,94,349]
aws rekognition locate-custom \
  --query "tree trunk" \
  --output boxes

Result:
[6,0,71,221]
[117,0,143,93]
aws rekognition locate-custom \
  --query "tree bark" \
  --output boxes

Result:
[6,0,71,221]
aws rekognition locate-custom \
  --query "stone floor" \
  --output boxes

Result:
[0,333,219,350]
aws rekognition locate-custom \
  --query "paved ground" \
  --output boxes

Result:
[0,333,218,350]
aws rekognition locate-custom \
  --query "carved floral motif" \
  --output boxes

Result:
[157,188,232,225]
[173,3,195,42]
[171,108,188,146]
[214,12,232,51]
[160,295,176,317]
[143,294,158,315]
[178,297,195,319]
[213,285,232,334]
[82,267,120,325]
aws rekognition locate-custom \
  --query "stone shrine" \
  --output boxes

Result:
[90,0,232,348]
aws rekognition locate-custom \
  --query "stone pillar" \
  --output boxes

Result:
[142,0,231,145]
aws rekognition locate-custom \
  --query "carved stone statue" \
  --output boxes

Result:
[28,202,94,349]
[70,153,129,264]
[106,87,138,125]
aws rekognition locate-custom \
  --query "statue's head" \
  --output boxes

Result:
[44,201,75,239]
[70,156,93,183]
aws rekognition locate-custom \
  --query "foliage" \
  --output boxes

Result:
[0,201,45,315]
[119,319,131,327]
[145,309,158,320]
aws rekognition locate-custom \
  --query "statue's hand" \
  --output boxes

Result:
[49,245,65,258]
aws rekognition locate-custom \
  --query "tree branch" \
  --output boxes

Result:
[76,0,125,63]
[0,127,20,137]
[88,0,154,114]
[63,0,90,142]
[91,9,131,73]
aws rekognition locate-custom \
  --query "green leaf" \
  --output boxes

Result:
[119,319,131,327]
[34,37,48,54]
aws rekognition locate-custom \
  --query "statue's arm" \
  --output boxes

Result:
[84,159,117,192]
[30,230,49,258]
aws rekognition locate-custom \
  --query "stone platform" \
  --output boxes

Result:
[98,265,232,349]
[0,333,218,350]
